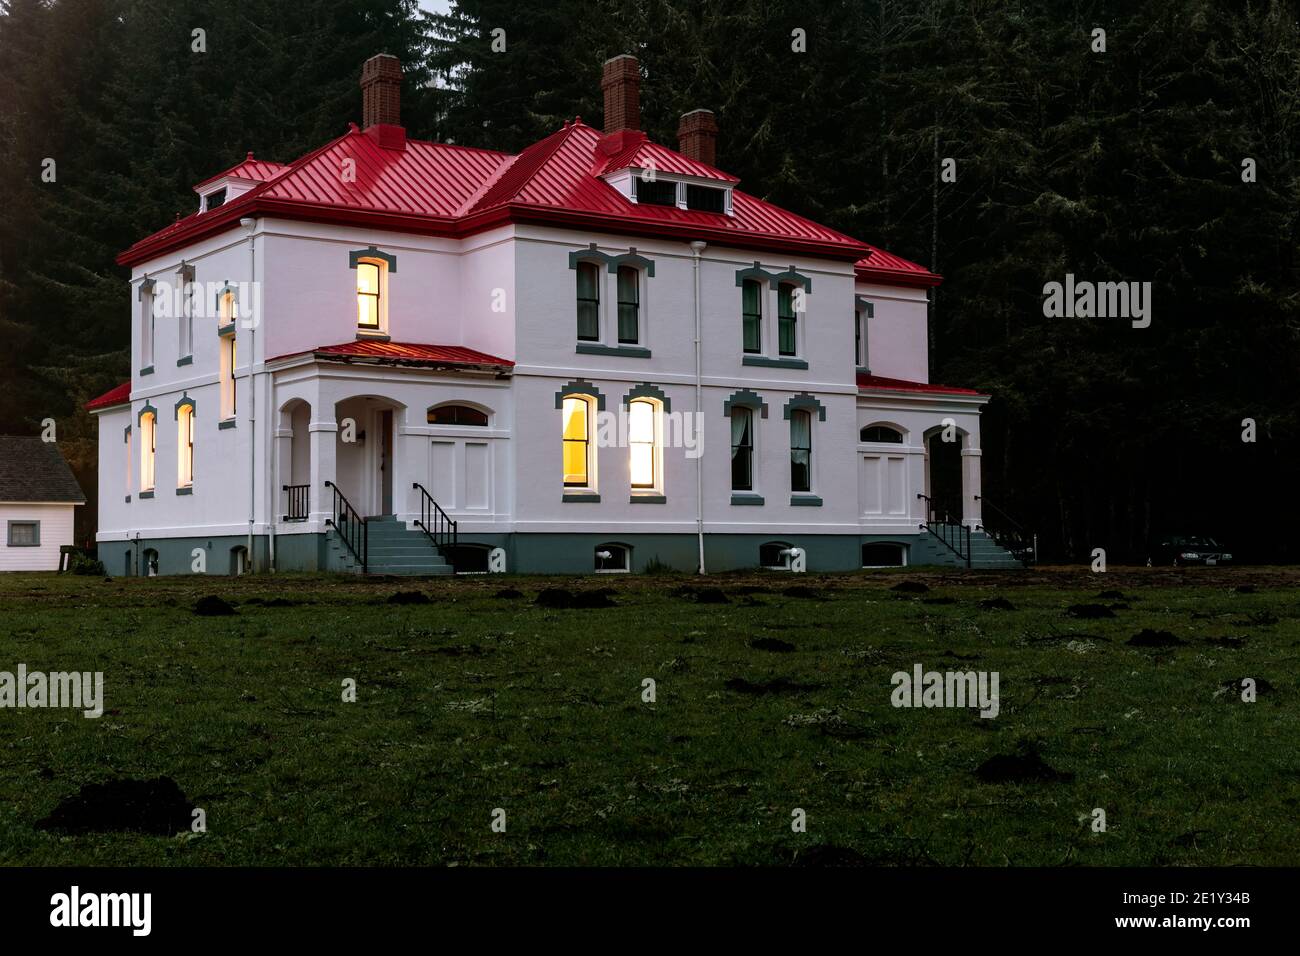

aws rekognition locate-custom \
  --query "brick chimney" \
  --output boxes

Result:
[677,109,719,167]
[361,54,404,147]
[601,54,640,134]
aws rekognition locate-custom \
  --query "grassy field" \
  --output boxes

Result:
[0,566,1297,866]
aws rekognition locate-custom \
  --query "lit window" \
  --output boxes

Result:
[177,404,195,487]
[356,261,381,329]
[617,266,639,344]
[778,283,798,356]
[576,261,600,341]
[628,398,657,489]
[742,279,762,354]
[140,411,156,491]
[731,406,754,491]
[220,337,237,420]
[218,289,238,329]
[562,397,591,487]
[790,409,812,492]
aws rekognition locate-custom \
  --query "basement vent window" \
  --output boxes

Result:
[595,543,630,573]
[633,178,678,207]
[862,543,907,568]
[685,184,725,213]
[760,541,795,570]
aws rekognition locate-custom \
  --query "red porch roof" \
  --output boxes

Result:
[855,247,941,288]
[85,381,131,411]
[268,340,514,370]
[857,373,986,397]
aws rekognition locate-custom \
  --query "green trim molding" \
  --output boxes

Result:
[176,486,193,496]
[734,261,813,291]
[177,355,193,367]
[138,277,156,300]
[174,393,196,419]
[567,243,656,277]
[723,389,768,419]
[731,493,765,505]
[783,392,827,422]
[562,492,601,503]
[622,383,671,413]
[137,402,158,424]
[629,494,666,504]
[349,246,398,273]
[139,365,154,376]
[218,419,237,430]
[742,355,808,370]
[576,343,651,359]
[139,490,155,499]
[554,379,606,411]
[854,295,874,317]
[791,495,823,507]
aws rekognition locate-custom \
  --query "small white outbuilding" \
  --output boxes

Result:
[0,436,86,571]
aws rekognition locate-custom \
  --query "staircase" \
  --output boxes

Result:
[361,516,454,575]
[909,524,1025,569]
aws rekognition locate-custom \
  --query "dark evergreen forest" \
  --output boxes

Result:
[1,0,1296,560]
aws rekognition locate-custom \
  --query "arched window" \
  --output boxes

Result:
[628,397,658,489]
[777,282,798,356]
[143,548,159,577]
[356,260,382,330]
[860,425,904,443]
[731,406,754,491]
[741,279,762,354]
[177,403,195,488]
[427,404,489,426]
[139,411,156,492]
[616,265,640,344]
[230,545,248,576]
[760,541,793,569]
[562,396,593,488]
[575,261,600,341]
[445,543,491,573]
[790,409,812,493]
[595,543,630,572]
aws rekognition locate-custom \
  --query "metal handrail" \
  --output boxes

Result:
[324,480,366,572]
[917,493,971,567]
[974,495,1036,564]
[412,482,458,553]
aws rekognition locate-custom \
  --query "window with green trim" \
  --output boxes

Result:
[617,266,640,344]
[742,280,762,354]
[731,406,754,492]
[576,261,600,341]
[778,283,798,356]
[790,409,812,492]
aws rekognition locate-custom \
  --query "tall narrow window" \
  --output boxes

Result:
[357,261,381,330]
[140,412,156,492]
[125,428,132,494]
[628,398,656,489]
[219,289,238,329]
[778,283,797,356]
[576,261,600,341]
[220,337,237,420]
[790,409,812,492]
[178,264,195,359]
[562,397,591,487]
[617,266,640,344]
[855,308,865,367]
[731,406,754,491]
[141,289,155,368]
[177,405,195,487]
[742,279,762,354]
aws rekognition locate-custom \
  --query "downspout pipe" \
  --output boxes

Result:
[690,240,707,574]
[241,217,258,570]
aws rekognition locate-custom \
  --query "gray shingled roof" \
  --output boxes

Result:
[0,436,86,504]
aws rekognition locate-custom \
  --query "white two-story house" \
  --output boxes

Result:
[87,54,1021,575]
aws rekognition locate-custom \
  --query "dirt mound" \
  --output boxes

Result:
[1127,628,1186,647]
[724,676,820,695]
[1204,635,1246,649]
[493,588,524,599]
[749,636,796,653]
[979,597,1016,611]
[782,585,821,599]
[975,750,1073,784]
[1096,589,1126,600]
[37,777,195,835]
[193,595,236,616]
[1067,603,1114,619]
[387,591,429,605]
[534,588,616,609]
[891,581,930,594]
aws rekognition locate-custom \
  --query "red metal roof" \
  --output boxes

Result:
[857,373,985,397]
[193,152,291,191]
[85,381,131,411]
[589,129,739,183]
[855,247,941,288]
[119,120,928,277]
[268,340,514,369]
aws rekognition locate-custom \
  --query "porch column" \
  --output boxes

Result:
[962,446,983,528]
[273,424,292,523]
[393,414,424,527]
[309,419,338,526]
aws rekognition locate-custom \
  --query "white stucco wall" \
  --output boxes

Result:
[856,280,930,382]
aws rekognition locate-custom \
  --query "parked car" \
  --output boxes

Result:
[1149,535,1233,567]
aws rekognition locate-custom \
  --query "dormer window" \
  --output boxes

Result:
[203,188,226,211]
[685,184,725,213]
[633,178,678,207]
